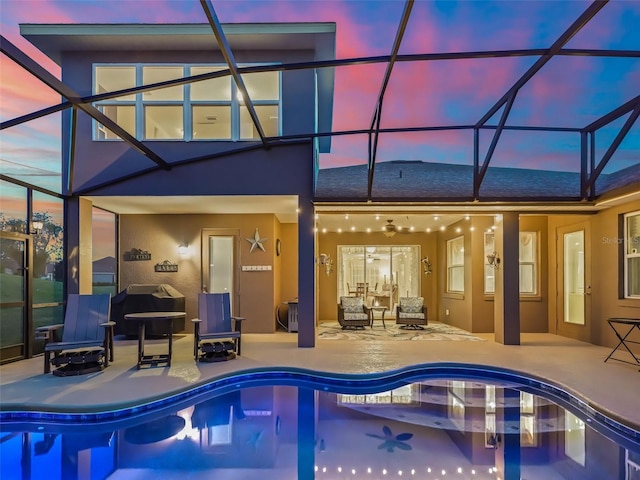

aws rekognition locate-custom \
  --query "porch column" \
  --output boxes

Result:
[64,197,93,295]
[298,197,315,347]
[494,212,520,345]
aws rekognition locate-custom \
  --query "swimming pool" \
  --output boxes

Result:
[1,366,639,480]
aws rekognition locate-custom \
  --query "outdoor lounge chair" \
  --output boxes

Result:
[35,294,114,376]
[337,296,371,329]
[192,292,244,362]
[395,296,427,330]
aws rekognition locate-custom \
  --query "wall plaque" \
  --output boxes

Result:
[155,260,178,272]
[125,248,151,261]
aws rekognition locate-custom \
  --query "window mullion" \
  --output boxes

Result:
[135,65,143,141]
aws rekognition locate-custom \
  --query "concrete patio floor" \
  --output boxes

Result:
[1,331,639,434]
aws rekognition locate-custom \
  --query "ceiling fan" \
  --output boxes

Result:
[383,219,412,237]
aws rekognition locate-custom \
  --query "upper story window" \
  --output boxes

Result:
[447,236,464,293]
[484,231,538,295]
[93,64,281,141]
[624,211,640,298]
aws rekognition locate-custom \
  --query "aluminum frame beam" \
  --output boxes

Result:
[582,105,640,199]
[472,0,607,197]
[367,0,414,200]
[1,102,71,130]
[0,35,170,173]
[200,0,267,145]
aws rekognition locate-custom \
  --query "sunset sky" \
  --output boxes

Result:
[1,0,639,196]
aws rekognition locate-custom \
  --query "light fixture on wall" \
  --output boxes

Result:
[421,257,432,275]
[487,251,500,270]
[30,220,44,235]
[316,253,333,276]
[487,433,502,449]
[178,243,189,255]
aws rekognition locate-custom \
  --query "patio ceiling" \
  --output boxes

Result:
[1,0,638,204]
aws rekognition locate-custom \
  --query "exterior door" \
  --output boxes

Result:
[202,229,240,314]
[556,222,591,342]
[0,233,30,363]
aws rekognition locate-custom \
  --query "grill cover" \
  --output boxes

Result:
[111,284,185,337]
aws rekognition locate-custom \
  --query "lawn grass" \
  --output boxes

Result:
[1,273,116,351]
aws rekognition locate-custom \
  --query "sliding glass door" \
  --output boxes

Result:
[337,245,420,310]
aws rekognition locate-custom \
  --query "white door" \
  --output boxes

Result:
[202,229,239,314]
[556,222,591,342]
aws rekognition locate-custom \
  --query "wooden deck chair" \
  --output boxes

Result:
[192,292,245,362]
[35,294,114,376]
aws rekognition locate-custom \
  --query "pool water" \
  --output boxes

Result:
[1,370,639,480]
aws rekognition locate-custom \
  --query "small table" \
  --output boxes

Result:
[604,318,640,371]
[369,306,387,329]
[125,311,185,369]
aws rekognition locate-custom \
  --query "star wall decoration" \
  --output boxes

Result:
[246,228,267,253]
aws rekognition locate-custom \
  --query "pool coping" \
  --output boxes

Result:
[1,362,639,449]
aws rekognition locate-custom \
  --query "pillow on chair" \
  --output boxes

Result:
[341,296,364,313]
[400,297,423,314]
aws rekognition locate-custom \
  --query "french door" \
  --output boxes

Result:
[556,222,591,342]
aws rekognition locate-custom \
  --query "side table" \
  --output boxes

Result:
[604,318,640,371]
[125,311,186,369]
[369,306,387,329]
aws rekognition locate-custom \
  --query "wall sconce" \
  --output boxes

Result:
[421,257,432,275]
[487,251,500,270]
[178,243,189,255]
[30,220,44,235]
[487,433,502,449]
[316,253,333,276]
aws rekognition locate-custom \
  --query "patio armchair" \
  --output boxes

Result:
[35,294,114,376]
[337,296,371,329]
[192,292,244,362]
[395,296,427,330]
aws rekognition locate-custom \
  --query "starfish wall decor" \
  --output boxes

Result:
[246,228,268,253]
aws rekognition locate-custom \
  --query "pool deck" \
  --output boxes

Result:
[1,332,639,433]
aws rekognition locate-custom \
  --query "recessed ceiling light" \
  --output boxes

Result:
[440,226,445,231]
[426,228,431,233]
[314,214,319,220]
[344,213,349,220]
[366,228,371,233]
[322,228,327,233]
[375,214,380,220]
[351,226,355,231]
[465,215,470,220]
[337,228,342,233]
[434,215,439,221]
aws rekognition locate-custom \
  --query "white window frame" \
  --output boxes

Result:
[624,211,640,299]
[484,231,538,295]
[447,235,464,293]
[92,63,281,142]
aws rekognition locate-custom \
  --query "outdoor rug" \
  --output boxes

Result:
[317,321,486,341]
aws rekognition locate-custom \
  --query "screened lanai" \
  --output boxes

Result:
[2,0,638,201]
[1,1,639,362]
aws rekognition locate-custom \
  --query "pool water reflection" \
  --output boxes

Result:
[1,375,639,480]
